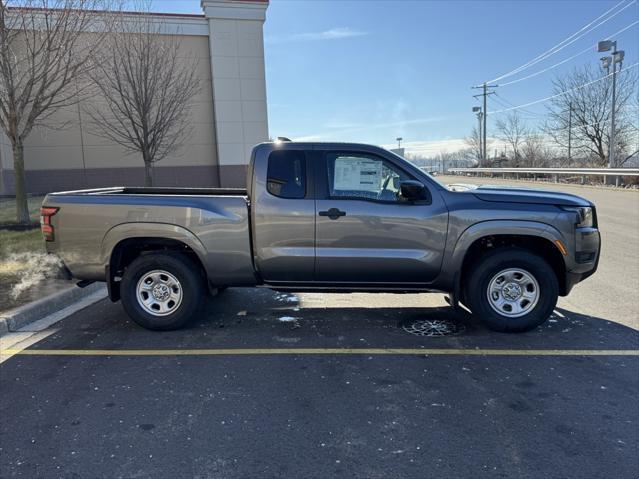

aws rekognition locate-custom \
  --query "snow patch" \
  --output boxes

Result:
[278,316,297,322]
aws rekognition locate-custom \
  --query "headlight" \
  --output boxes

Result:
[562,206,593,228]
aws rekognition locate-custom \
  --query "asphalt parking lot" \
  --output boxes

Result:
[1,179,638,478]
[1,288,638,479]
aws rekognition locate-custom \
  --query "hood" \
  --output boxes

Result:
[471,185,592,206]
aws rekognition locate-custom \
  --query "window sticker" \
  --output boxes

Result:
[333,157,382,192]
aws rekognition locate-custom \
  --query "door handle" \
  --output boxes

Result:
[319,208,346,220]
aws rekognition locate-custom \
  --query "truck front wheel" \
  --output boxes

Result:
[465,248,559,332]
[120,253,205,331]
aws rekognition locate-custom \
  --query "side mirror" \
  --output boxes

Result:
[399,180,427,201]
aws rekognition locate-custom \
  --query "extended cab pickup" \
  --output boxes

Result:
[42,142,600,332]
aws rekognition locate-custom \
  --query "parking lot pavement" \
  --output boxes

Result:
[1,288,638,479]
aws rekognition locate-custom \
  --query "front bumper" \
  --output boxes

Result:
[564,227,601,294]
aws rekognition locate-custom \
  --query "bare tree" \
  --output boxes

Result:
[0,0,113,223]
[86,10,200,186]
[544,64,638,167]
[520,133,558,167]
[464,125,481,162]
[495,111,529,164]
[464,125,493,165]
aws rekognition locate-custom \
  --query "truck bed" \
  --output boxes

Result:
[43,187,255,286]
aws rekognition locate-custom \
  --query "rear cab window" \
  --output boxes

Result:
[267,150,306,199]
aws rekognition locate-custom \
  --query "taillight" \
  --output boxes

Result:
[40,206,59,241]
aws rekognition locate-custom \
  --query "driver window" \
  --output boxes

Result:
[326,152,411,201]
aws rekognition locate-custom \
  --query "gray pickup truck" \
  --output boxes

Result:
[41,141,600,332]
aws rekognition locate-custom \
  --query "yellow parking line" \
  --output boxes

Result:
[1,348,638,357]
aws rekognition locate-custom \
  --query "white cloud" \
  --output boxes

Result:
[266,27,368,44]
[290,115,460,142]
[382,139,471,156]
[295,27,368,41]
[383,138,518,157]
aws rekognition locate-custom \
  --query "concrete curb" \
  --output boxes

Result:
[0,282,107,336]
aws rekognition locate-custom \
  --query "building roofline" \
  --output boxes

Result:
[6,6,206,19]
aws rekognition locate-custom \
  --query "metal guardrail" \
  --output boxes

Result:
[447,167,639,176]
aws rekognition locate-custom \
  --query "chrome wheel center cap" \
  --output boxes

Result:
[152,283,170,301]
[502,282,522,301]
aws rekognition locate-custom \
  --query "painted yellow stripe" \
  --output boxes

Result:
[1,348,638,357]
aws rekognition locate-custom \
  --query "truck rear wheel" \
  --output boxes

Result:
[465,248,558,333]
[120,253,205,331]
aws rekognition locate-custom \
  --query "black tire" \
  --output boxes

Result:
[120,253,205,331]
[465,248,558,333]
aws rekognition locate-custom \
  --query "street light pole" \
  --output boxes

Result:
[478,111,483,163]
[472,106,483,164]
[567,101,572,163]
[482,83,487,162]
[609,44,618,170]
[598,40,625,175]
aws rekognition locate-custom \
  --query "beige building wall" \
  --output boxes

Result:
[0,0,269,195]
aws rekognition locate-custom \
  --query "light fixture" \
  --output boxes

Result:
[597,40,614,52]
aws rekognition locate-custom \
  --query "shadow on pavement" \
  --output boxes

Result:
[23,287,639,352]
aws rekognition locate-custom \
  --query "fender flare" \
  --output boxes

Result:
[101,222,208,267]
[444,220,567,304]
[101,223,209,300]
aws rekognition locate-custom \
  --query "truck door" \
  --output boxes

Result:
[252,147,316,282]
[315,150,448,284]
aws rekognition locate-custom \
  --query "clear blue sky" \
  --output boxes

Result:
[148,0,638,155]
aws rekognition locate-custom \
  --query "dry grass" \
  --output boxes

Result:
[0,229,44,260]
[0,201,54,308]
[0,195,44,225]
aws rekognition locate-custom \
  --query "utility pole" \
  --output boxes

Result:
[472,83,497,165]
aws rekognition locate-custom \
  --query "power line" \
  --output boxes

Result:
[493,92,544,117]
[499,20,639,87]
[484,0,635,84]
[488,62,639,114]
[487,0,633,84]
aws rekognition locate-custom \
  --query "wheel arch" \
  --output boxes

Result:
[448,221,569,304]
[102,223,208,301]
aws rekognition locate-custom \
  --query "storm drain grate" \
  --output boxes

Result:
[402,319,465,337]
